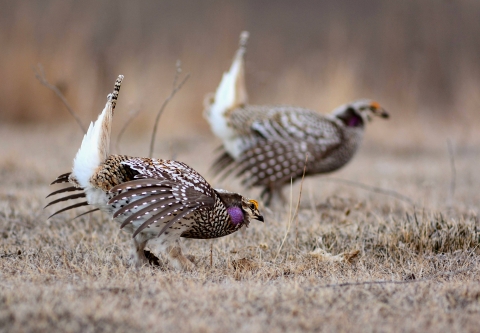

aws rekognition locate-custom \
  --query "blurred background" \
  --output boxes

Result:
[1,0,479,149]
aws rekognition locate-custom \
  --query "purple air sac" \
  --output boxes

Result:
[348,114,362,127]
[227,206,244,225]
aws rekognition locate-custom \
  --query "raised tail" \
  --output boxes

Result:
[71,75,124,189]
[204,31,249,140]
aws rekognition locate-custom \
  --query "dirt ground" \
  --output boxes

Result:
[0,122,479,332]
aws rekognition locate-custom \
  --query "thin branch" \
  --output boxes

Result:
[321,177,415,206]
[33,64,86,133]
[295,155,308,249]
[276,154,309,259]
[115,108,142,154]
[309,268,470,290]
[210,243,213,268]
[149,60,190,158]
[446,139,456,207]
[320,279,423,288]
[275,180,294,261]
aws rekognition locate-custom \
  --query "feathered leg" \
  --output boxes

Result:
[148,237,195,270]
[166,240,195,271]
[260,187,273,207]
[131,236,149,268]
[261,185,287,207]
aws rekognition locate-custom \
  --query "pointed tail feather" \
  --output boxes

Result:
[110,75,123,112]
[73,208,100,220]
[204,32,249,140]
[46,186,82,198]
[50,172,71,185]
[47,201,89,219]
[210,151,235,176]
[72,75,124,188]
[44,192,86,209]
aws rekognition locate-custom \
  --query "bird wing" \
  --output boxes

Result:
[217,106,344,185]
[229,139,315,187]
[247,106,342,146]
[109,158,216,237]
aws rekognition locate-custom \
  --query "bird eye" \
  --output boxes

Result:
[249,203,256,210]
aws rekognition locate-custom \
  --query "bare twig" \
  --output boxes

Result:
[446,139,456,207]
[115,108,142,154]
[295,155,308,249]
[319,279,423,288]
[276,154,309,259]
[309,268,470,290]
[321,177,415,206]
[275,179,294,261]
[149,60,190,158]
[210,243,213,268]
[33,64,86,133]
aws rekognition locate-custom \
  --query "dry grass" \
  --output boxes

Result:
[0,123,479,332]
[1,2,480,330]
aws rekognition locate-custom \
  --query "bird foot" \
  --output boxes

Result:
[144,249,161,266]
[167,246,196,271]
[185,254,197,264]
[129,251,150,268]
[129,240,150,268]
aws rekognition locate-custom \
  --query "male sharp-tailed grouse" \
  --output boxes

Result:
[46,75,263,269]
[204,32,389,205]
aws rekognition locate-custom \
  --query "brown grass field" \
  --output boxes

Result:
[1,1,480,331]
[0,119,479,332]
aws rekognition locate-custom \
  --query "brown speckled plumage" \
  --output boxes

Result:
[89,155,139,191]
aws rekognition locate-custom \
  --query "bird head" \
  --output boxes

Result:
[240,198,264,223]
[333,99,389,127]
[215,190,264,227]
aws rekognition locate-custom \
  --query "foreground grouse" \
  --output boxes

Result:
[46,75,263,269]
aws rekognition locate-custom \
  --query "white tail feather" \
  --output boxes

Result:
[204,31,249,140]
[72,75,123,188]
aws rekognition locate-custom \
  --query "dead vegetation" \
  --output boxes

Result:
[1,2,480,330]
[0,123,479,332]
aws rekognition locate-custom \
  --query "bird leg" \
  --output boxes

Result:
[260,187,273,207]
[148,237,195,271]
[131,238,149,268]
[261,186,287,207]
[166,240,196,271]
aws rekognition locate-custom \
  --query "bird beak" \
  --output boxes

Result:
[255,214,264,222]
[370,106,390,119]
[370,102,389,119]
[375,108,389,119]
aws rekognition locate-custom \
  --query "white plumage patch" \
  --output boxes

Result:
[71,75,123,189]
[72,100,113,189]
[204,32,248,143]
